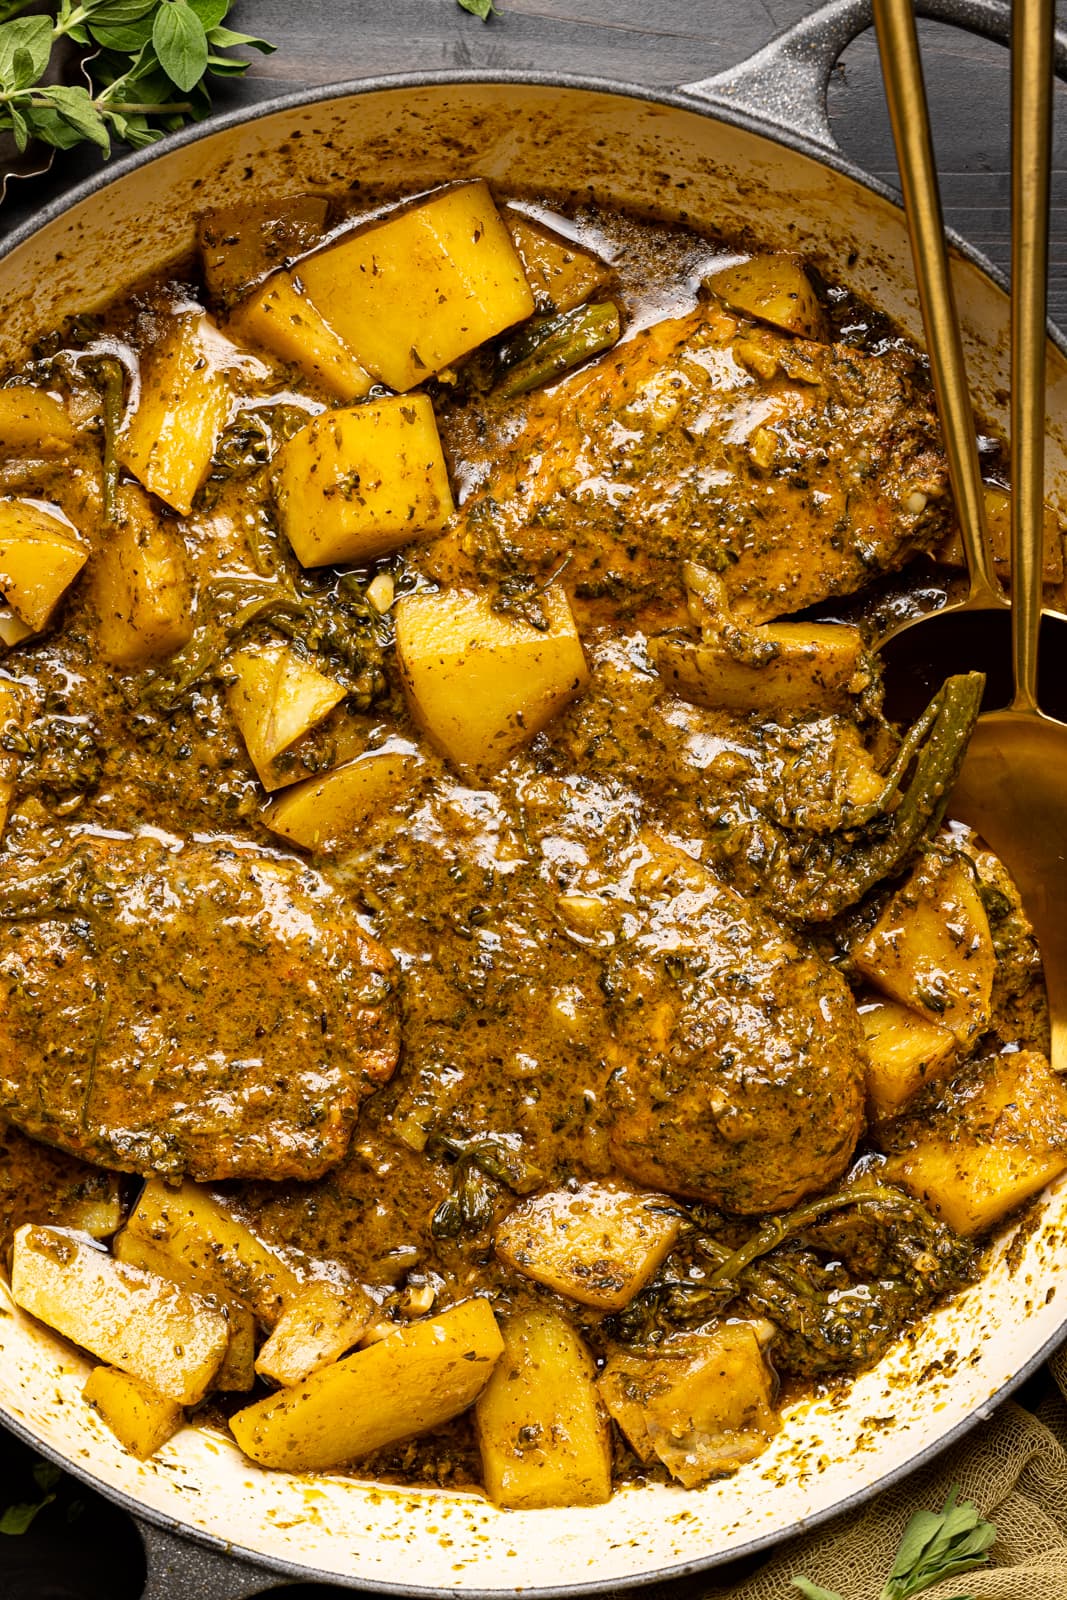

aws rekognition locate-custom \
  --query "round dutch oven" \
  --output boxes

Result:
[2,2,1067,1595]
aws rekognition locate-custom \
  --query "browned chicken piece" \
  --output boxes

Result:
[0,833,398,1182]
[556,828,867,1214]
[425,302,948,628]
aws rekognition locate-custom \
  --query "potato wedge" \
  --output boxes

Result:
[883,1049,1067,1235]
[395,583,588,775]
[230,271,373,402]
[851,850,994,1047]
[11,1224,228,1404]
[230,1297,503,1471]
[861,998,957,1124]
[707,255,827,341]
[651,621,868,715]
[274,395,454,569]
[264,749,416,852]
[495,1181,682,1311]
[0,604,34,648]
[226,642,347,792]
[475,1305,611,1509]
[198,194,331,310]
[297,181,534,392]
[255,1279,374,1386]
[0,387,75,454]
[598,1323,779,1486]
[504,208,608,313]
[0,498,89,629]
[117,312,232,515]
[91,484,194,666]
[83,1366,184,1460]
[937,484,1064,585]
[124,1179,300,1327]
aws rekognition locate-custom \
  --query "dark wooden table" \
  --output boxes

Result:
[1,2,1066,1596]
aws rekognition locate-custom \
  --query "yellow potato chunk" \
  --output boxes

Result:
[861,999,957,1124]
[851,851,994,1047]
[298,181,535,391]
[11,1224,228,1405]
[83,1366,184,1460]
[264,749,416,852]
[226,642,347,792]
[63,1174,122,1240]
[230,271,373,402]
[91,484,194,667]
[938,484,1064,584]
[504,209,608,313]
[651,620,867,715]
[708,255,827,340]
[0,604,34,648]
[124,1179,300,1327]
[494,1181,682,1311]
[0,498,89,629]
[117,312,232,515]
[395,583,589,775]
[230,1297,503,1471]
[475,1306,611,1509]
[0,387,75,454]
[884,1050,1067,1235]
[112,1227,256,1391]
[598,1324,779,1487]
[198,193,331,310]
[274,395,454,569]
[255,1279,374,1386]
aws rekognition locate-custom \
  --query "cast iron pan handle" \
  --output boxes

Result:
[135,1515,286,1600]
[681,0,1067,153]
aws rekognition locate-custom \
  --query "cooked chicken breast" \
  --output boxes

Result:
[0,832,398,1181]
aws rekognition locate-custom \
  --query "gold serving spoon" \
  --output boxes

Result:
[873,0,1066,1064]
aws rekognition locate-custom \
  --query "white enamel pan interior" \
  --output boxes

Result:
[1,21,1066,1600]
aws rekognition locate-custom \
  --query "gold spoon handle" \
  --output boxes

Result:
[1011,0,1055,715]
[873,0,999,607]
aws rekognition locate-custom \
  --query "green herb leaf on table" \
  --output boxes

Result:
[791,1487,995,1600]
[0,1,274,166]
[0,1459,63,1536]
[457,0,498,20]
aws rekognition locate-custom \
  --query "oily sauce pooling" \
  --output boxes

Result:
[0,181,1064,1503]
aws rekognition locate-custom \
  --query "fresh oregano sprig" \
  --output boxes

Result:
[791,1487,997,1600]
[0,0,273,159]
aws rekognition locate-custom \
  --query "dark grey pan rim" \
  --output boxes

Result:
[0,56,1065,1600]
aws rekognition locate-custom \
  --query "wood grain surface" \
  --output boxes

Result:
[1,4,1066,1598]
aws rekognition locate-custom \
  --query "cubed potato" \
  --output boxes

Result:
[851,851,994,1047]
[230,1297,503,1471]
[255,1279,374,1386]
[504,208,608,313]
[226,642,347,792]
[0,498,89,629]
[494,1182,682,1311]
[938,485,1064,585]
[475,1305,612,1509]
[83,1366,184,1460]
[861,998,957,1124]
[117,312,232,515]
[598,1324,779,1487]
[274,395,454,569]
[395,584,589,775]
[91,484,194,667]
[63,1173,122,1240]
[650,622,867,715]
[264,749,416,852]
[883,1049,1067,1235]
[112,1226,257,1392]
[0,604,34,648]
[297,181,535,391]
[0,387,75,454]
[707,255,827,340]
[11,1224,228,1405]
[229,271,374,402]
[198,193,331,311]
[124,1179,300,1327]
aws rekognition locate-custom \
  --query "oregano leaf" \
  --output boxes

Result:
[185,0,227,28]
[44,83,112,150]
[206,24,274,53]
[0,16,53,86]
[457,0,497,17]
[152,0,208,92]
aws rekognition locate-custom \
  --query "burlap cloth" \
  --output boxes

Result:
[689,1343,1067,1600]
